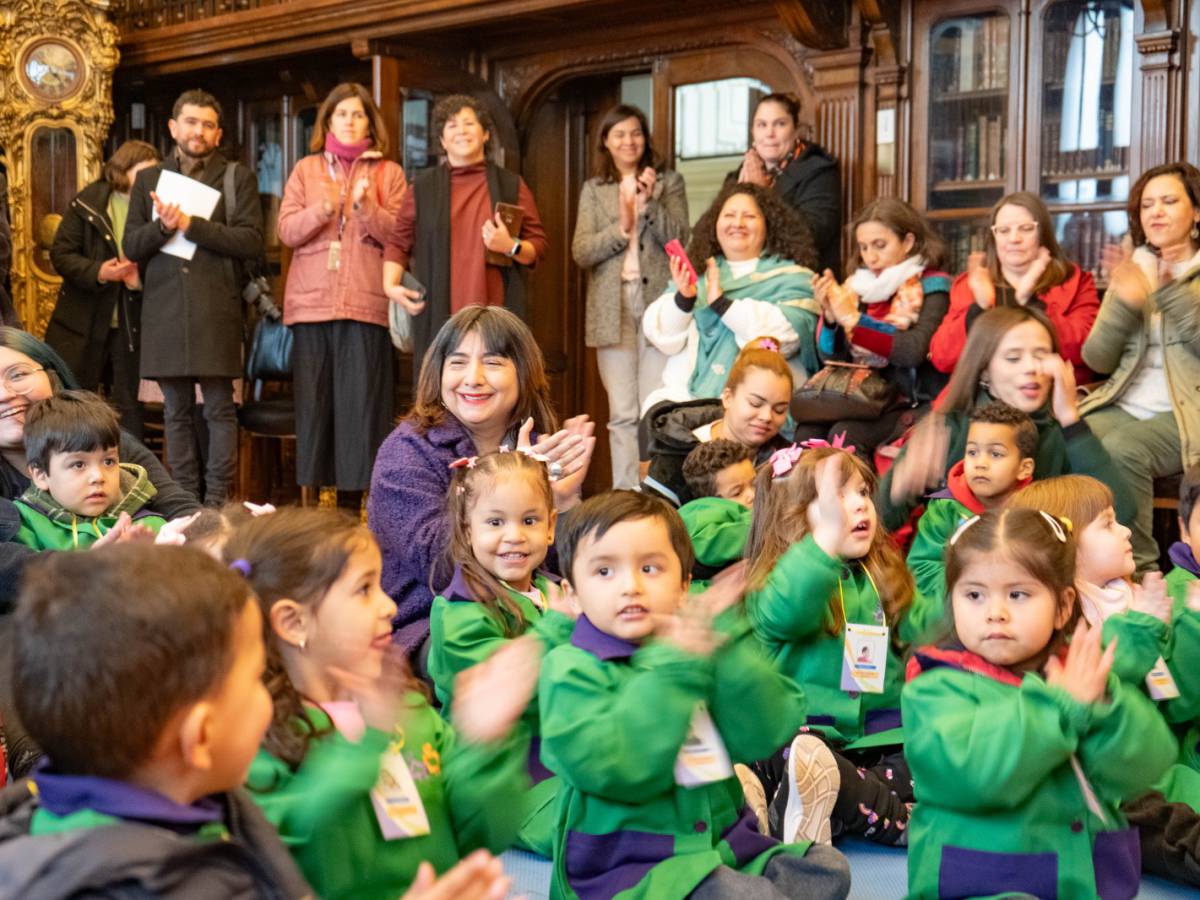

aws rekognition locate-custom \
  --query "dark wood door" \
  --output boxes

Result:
[521,76,622,497]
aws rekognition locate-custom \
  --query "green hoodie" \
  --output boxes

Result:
[876,393,1134,532]
[902,646,1176,900]
[678,496,751,586]
[13,463,165,550]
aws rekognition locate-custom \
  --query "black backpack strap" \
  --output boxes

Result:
[223,161,238,224]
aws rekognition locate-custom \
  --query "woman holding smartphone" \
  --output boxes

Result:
[572,104,689,489]
[383,94,549,375]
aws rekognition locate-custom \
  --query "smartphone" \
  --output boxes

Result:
[664,239,698,286]
[400,270,427,303]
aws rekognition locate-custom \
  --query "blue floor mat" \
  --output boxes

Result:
[837,837,1197,899]
[503,843,1197,898]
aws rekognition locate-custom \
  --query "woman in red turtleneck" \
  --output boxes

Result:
[383,94,549,374]
[278,82,408,512]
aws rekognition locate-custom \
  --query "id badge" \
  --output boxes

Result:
[1145,655,1181,700]
[369,750,431,840]
[674,703,734,787]
[327,240,342,271]
[840,623,888,694]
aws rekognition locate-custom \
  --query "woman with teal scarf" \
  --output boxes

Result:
[641,182,820,412]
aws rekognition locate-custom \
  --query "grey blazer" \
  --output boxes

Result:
[571,170,689,348]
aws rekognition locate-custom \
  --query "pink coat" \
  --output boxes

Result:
[277,151,407,327]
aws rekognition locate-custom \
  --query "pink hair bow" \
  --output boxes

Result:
[448,457,477,470]
[769,432,857,479]
[797,432,857,456]
[769,445,805,478]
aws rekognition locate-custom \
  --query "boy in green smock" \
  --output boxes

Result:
[907,401,1035,599]
[540,490,850,900]
[678,439,755,590]
[0,544,311,897]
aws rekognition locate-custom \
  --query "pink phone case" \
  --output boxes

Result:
[664,239,698,285]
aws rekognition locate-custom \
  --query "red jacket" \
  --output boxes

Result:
[277,151,407,328]
[930,263,1099,382]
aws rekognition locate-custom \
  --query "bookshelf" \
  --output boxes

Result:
[1036,0,1134,280]
[918,7,1014,274]
[914,0,1136,280]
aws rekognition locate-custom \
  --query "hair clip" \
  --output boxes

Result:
[948,515,981,546]
[752,337,781,353]
[502,444,563,482]
[448,456,477,470]
[1039,510,1068,543]
[229,558,252,577]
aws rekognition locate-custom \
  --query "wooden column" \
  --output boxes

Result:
[1135,27,1182,173]
[370,53,402,163]
[807,45,870,262]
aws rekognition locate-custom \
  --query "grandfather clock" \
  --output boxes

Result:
[0,0,118,335]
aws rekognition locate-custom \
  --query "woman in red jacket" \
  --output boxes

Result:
[278,82,407,512]
[930,192,1098,382]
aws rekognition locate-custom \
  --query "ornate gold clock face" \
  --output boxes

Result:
[19,38,86,103]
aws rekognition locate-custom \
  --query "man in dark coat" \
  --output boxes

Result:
[125,89,263,506]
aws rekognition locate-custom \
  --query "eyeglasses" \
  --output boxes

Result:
[1,365,46,396]
[990,223,1038,239]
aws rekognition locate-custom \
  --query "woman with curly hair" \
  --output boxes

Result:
[641,181,820,412]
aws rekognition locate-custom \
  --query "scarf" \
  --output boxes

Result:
[1075,578,1134,627]
[764,140,806,180]
[846,255,927,307]
[687,255,820,399]
[324,133,372,168]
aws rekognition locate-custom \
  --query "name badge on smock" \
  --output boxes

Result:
[370,750,431,840]
[327,239,342,271]
[674,703,734,787]
[840,623,889,694]
[1146,655,1181,700]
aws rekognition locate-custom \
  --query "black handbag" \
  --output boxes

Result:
[790,362,900,424]
[245,307,292,403]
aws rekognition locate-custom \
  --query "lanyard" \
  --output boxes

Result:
[326,156,349,241]
[837,565,885,626]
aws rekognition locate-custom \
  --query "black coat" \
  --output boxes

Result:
[408,162,526,369]
[45,179,140,388]
[124,152,263,378]
[641,398,790,507]
[728,141,843,276]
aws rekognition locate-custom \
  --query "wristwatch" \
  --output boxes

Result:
[506,239,522,258]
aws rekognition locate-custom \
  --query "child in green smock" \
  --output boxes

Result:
[428,448,576,856]
[540,490,850,900]
[229,507,536,900]
[903,508,1176,899]
[678,438,756,590]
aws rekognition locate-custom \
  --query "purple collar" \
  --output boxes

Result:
[34,765,222,826]
[570,615,639,661]
[1170,541,1200,577]
[440,563,561,602]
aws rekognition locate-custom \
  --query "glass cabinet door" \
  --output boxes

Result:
[1038,0,1134,274]
[926,13,1010,212]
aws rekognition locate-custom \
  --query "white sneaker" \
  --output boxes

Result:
[782,734,841,845]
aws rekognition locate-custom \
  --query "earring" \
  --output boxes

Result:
[1191,223,1199,240]
[299,638,307,652]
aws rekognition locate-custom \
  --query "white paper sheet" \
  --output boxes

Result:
[151,170,220,261]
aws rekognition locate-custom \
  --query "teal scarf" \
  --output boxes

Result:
[687,255,820,399]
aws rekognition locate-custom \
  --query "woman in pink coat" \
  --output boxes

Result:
[278,82,407,512]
